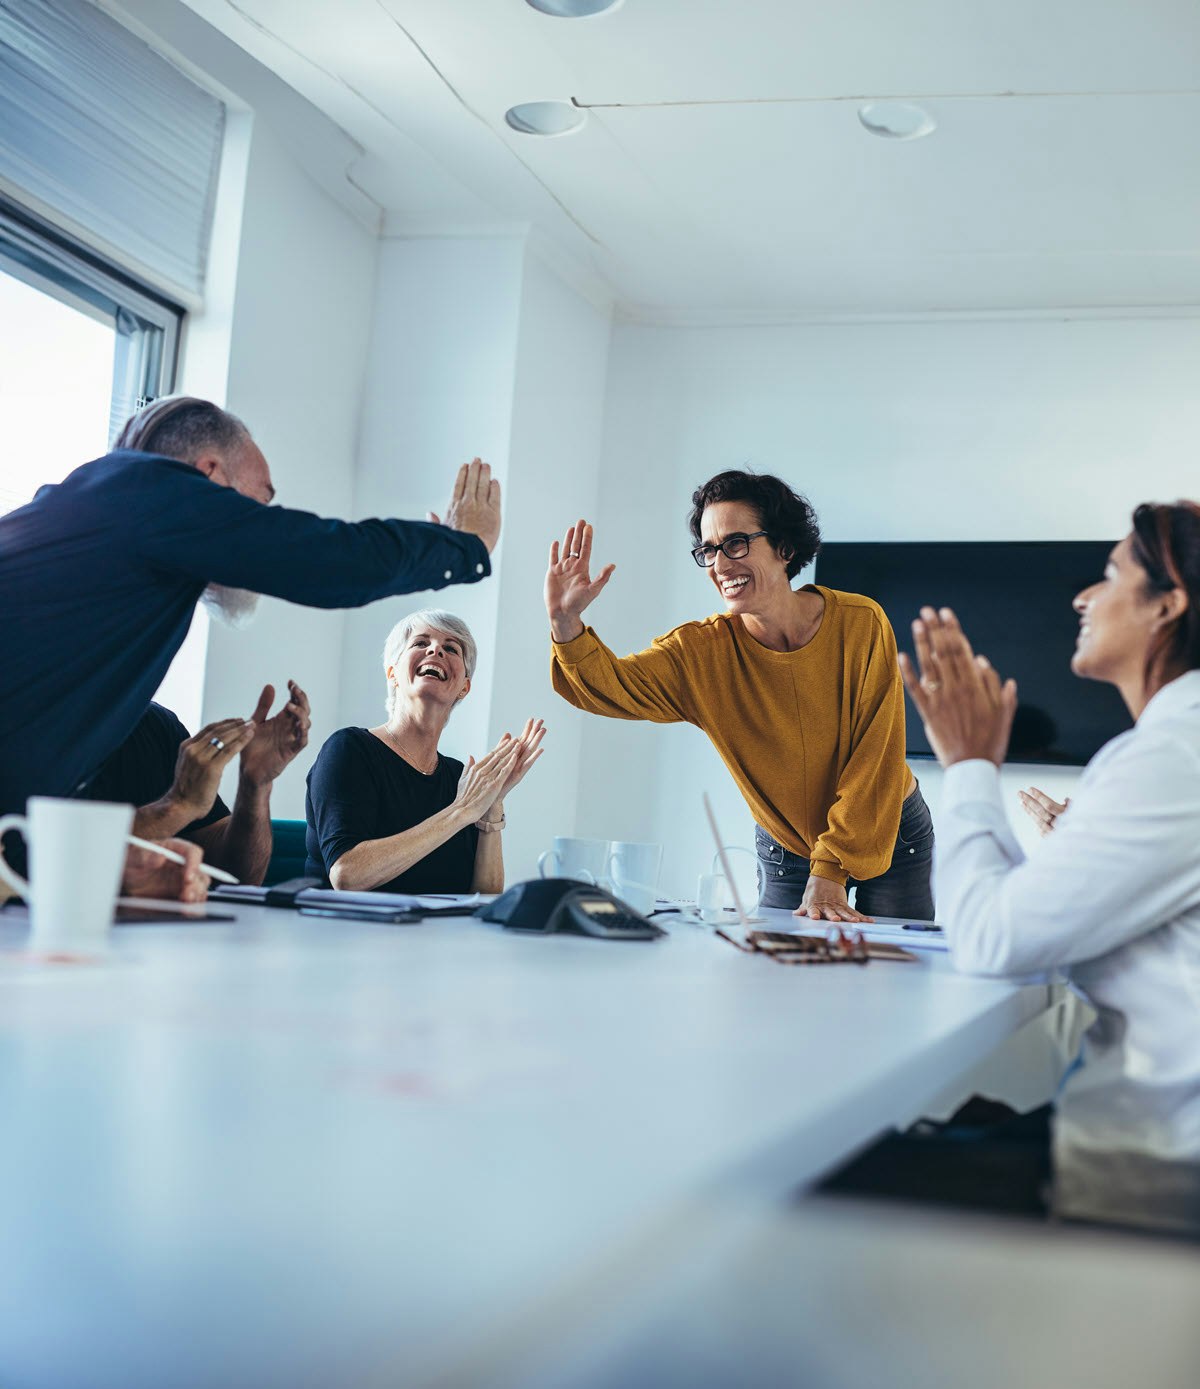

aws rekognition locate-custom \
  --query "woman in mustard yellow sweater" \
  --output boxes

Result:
[545,470,933,923]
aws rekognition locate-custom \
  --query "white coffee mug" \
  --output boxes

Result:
[696,871,730,923]
[537,836,611,886]
[608,841,663,916]
[0,797,134,946]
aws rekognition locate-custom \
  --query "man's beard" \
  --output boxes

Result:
[200,583,260,628]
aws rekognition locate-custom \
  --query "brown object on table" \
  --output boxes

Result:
[715,926,917,965]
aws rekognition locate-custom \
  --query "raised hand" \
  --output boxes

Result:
[1018,786,1070,836]
[899,606,1017,768]
[545,519,616,642]
[240,680,312,788]
[167,717,255,821]
[433,458,501,554]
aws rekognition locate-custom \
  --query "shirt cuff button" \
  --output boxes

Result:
[475,562,484,574]
[443,570,452,580]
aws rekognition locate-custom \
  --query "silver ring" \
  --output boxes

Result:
[922,680,941,694]
[569,551,581,558]
[210,736,225,751]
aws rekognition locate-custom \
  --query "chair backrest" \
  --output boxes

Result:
[264,818,309,886]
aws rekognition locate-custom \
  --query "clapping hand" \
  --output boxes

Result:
[1018,786,1070,836]
[240,681,311,789]
[168,717,256,821]
[496,719,546,799]
[545,520,616,643]
[453,738,523,824]
[899,607,1018,768]
[430,458,501,554]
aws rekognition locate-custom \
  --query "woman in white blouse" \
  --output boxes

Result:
[902,501,1200,1235]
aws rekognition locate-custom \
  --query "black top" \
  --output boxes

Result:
[80,702,229,836]
[304,727,478,894]
[0,450,490,817]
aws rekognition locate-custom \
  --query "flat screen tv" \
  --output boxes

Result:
[814,541,1133,766]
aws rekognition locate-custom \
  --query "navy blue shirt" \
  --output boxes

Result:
[0,451,490,816]
[305,727,477,894]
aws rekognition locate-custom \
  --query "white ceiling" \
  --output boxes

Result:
[173,0,1200,320]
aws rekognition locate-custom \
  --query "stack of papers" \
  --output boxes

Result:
[213,884,482,913]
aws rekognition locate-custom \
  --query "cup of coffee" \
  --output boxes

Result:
[537,836,611,886]
[0,797,134,947]
[607,841,663,916]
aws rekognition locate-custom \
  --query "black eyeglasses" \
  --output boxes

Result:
[691,531,770,568]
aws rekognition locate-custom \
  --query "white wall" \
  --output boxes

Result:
[495,249,612,881]
[186,118,378,819]
[338,236,612,883]
[587,315,1200,897]
[338,234,525,768]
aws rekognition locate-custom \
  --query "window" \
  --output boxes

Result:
[0,195,183,514]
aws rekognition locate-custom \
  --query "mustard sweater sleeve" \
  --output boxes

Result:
[808,613,908,886]
[550,626,692,724]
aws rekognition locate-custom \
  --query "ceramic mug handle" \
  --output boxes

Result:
[0,813,30,897]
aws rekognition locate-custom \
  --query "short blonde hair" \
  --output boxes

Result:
[382,609,477,718]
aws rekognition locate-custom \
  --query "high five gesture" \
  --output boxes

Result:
[545,519,616,643]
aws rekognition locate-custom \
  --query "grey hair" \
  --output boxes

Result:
[382,609,478,718]
[113,395,251,464]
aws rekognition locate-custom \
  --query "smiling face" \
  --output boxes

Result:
[390,626,471,707]
[1070,535,1166,690]
[700,500,792,615]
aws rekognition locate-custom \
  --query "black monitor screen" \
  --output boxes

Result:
[814,541,1133,766]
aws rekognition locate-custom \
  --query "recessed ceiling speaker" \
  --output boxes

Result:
[857,101,937,141]
[526,0,624,16]
[504,101,588,136]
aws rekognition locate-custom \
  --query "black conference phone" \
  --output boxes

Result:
[480,877,665,941]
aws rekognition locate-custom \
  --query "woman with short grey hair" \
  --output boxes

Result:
[305,608,544,894]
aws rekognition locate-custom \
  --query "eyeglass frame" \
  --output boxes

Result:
[716,925,870,966]
[691,530,771,568]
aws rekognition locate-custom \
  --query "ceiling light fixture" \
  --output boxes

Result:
[525,0,624,16]
[857,101,936,141]
[504,101,587,137]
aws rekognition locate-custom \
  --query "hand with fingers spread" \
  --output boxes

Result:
[796,875,875,925]
[240,680,312,789]
[430,458,501,554]
[1018,786,1071,837]
[545,519,617,643]
[898,606,1018,768]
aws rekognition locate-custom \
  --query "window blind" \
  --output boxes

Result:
[0,0,224,299]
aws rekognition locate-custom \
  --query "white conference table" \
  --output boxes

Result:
[0,903,1051,1389]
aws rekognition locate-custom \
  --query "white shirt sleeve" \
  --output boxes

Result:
[937,735,1200,976]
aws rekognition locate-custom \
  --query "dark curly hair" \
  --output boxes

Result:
[687,470,821,581]
[1129,500,1200,677]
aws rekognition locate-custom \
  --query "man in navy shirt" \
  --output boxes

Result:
[0,395,500,827]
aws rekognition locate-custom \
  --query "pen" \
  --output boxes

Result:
[901,923,942,933]
[127,835,241,885]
